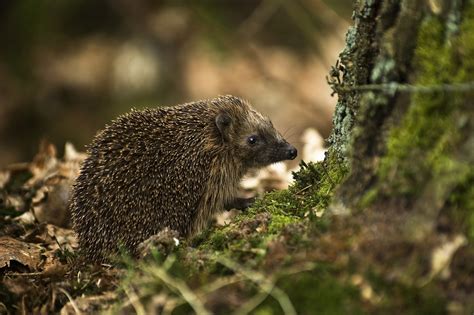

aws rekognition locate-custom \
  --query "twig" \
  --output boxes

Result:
[199,275,242,294]
[217,257,296,315]
[321,164,335,188]
[162,255,176,271]
[233,290,272,315]
[146,265,211,315]
[123,286,146,315]
[58,288,82,315]
[336,81,474,94]
[162,297,182,315]
[169,275,242,313]
[7,272,43,276]
[295,184,312,195]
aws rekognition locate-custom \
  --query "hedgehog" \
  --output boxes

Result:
[70,95,297,262]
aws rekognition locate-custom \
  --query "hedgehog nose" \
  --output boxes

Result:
[286,146,297,160]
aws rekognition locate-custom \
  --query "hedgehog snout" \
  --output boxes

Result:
[273,141,297,162]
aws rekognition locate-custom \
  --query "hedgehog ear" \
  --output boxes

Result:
[215,112,231,142]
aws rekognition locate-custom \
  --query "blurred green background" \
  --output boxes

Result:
[0,0,351,165]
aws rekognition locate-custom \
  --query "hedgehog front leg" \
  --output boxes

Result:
[224,197,256,211]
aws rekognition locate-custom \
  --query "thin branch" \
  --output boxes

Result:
[123,286,146,315]
[233,289,273,315]
[146,265,211,315]
[336,81,474,94]
[217,257,296,315]
[7,272,43,276]
[58,288,82,315]
[199,275,242,294]
[295,184,312,195]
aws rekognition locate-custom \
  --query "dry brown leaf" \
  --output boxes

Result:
[0,236,42,271]
[64,142,88,162]
[46,224,78,251]
[24,142,86,227]
[22,223,50,243]
[27,140,59,187]
[20,223,76,250]
[42,261,68,279]
[32,179,75,227]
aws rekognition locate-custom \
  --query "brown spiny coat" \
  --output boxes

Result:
[71,95,296,262]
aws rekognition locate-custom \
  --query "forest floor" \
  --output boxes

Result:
[0,141,472,314]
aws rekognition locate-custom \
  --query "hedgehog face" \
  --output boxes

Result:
[214,99,297,169]
[237,123,297,168]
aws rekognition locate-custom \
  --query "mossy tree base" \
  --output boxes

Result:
[330,0,474,312]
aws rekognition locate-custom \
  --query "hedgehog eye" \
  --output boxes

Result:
[247,135,258,145]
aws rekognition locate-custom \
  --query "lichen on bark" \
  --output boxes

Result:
[327,1,380,161]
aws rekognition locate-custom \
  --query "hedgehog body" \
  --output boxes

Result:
[71,96,296,261]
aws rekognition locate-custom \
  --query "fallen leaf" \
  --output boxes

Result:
[0,236,42,271]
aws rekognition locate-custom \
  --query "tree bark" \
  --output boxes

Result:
[326,0,473,309]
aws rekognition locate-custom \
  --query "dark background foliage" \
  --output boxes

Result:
[0,0,351,165]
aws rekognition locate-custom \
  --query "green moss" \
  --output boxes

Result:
[378,8,474,204]
[250,189,303,218]
[190,148,345,253]
[182,150,349,287]
[195,224,236,252]
[267,214,299,234]
[291,151,348,213]
[444,169,474,241]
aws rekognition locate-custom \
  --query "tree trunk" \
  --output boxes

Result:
[326,0,473,309]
